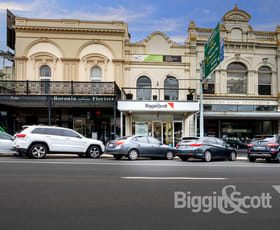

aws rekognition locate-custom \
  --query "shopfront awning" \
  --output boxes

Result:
[204,112,280,120]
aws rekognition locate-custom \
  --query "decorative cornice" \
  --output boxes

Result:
[14,56,28,61]
[61,58,80,62]
[112,59,125,63]
[14,25,126,34]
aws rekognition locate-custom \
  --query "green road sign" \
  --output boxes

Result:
[204,22,220,78]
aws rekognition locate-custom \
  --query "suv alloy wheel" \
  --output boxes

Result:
[29,144,48,159]
[87,145,101,158]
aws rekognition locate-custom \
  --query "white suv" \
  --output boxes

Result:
[13,125,105,159]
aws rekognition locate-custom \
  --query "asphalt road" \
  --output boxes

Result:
[0,155,279,230]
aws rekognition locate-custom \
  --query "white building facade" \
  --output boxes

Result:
[6,5,280,145]
[120,5,280,145]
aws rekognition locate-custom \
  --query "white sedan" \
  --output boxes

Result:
[0,132,16,154]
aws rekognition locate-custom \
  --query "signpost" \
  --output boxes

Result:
[204,22,223,78]
[200,21,224,137]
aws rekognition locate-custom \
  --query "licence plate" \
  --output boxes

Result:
[109,144,114,147]
[254,147,265,150]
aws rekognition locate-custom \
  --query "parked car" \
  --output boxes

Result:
[0,132,16,154]
[176,137,237,162]
[105,135,174,160]
[247,135,280,163]
[223,137,247,149]
[13,125,105,159]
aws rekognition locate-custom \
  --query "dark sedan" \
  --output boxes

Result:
[176,137,237,162]
[105,135,174,160]
[247,135,280,163]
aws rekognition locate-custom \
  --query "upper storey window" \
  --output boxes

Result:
[137,76,151,100]
[258,66,272,95]
[227,62,247,94]
[164,76,178,100]
[90,66,102,82]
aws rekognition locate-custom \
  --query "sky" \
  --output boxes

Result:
[0,0,279,43]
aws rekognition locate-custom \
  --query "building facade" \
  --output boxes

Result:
[0,9,15,80]
[1,5,279,145]
[1,18,129,142]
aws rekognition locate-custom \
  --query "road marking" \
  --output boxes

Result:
[122,177,228,180]
[0,160,279,168]
[272,185,280,194]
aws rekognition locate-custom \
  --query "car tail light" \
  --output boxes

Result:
[247,143,253,147]
[189,143,202,147]
[176,144,179,147]
[16,134,26,138]
[266,143,277,147]
[115,141,124,145]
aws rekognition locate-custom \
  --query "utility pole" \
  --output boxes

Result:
[199,60,204,137]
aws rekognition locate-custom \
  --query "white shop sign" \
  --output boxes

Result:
[118,101,199,112]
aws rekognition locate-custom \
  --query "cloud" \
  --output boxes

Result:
[185,8,219,26]
[169,35,187,43]
[253,22,278,31]
[154,18,184,32]
[0,1,31,11]
[11,0,155,23]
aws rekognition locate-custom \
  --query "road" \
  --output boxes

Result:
[0,155,279,230]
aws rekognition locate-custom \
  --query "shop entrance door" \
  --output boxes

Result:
[174,121,183,147]
[152,121,163,143]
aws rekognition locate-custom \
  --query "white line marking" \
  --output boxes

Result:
[0,160,279,168]
[272,185,280,194]
[122,177,227,180]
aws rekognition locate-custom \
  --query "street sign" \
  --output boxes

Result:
[204,22,221,78]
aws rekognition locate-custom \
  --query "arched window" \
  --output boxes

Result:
[164,76,178,100]
[227,62,247,94]
[39,65,51,80]
[137,76,151,100]
[90,66,102,82]
[39,65,51,94]
[258,66,272,95]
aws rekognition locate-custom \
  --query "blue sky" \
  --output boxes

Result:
[0,0,279,43]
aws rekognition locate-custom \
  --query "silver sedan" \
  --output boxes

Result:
[0,132,16,154]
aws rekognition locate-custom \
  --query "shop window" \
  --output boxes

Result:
[90,66,102,82]
[227,62,247,94]
[164,76,178,100]
[203,72,215,94]
[258,66,272,95]
[136,76,151,100]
